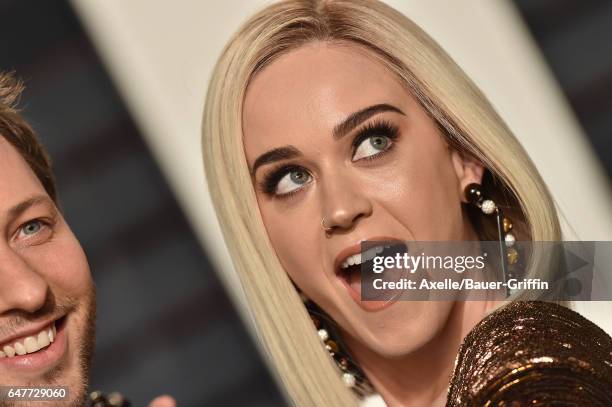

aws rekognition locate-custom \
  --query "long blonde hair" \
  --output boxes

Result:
[202,0,561,405]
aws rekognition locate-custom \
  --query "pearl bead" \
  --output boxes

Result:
[505,233,516,247]
[342,372,356,387]
[481,199,496,214]
[318,329,329,342]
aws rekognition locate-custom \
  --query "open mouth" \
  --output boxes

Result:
[0,317,64,359]
[337,242,407,297]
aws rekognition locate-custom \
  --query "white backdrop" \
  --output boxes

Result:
[69,0,612,333]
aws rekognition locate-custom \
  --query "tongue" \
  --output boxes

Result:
[347,267,361,295]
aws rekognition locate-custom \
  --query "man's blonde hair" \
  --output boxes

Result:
[0,72,57,202]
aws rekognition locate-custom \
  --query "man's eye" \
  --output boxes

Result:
[352,135,392,161]
[20,220,43,237]
[276,169,312,195]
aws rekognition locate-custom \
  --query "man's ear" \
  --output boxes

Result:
[450,149,484,203]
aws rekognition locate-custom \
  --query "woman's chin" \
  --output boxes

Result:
[369,340,427,359]
[343,301,456,358]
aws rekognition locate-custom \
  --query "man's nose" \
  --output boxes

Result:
[0,247,49,314]
[320,170,373,232]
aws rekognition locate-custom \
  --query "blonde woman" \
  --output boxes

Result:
[202,1,612,405]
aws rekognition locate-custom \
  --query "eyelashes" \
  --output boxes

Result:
[259,164,304,196]
[13,217,57,247]
[351,120,399,152]
[258,119,400,198]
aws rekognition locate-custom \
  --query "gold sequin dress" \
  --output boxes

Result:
[447,301,612,406]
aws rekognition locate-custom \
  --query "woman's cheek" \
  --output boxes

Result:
[271,227,333,306]
[268,222,310,277]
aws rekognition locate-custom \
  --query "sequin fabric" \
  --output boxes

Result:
[446,301,612,406]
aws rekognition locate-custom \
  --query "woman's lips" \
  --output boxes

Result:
[0,317,68,372]
[334,236,407,311]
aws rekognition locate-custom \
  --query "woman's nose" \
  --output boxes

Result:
[320,171,373,232]
[0,246,49,314]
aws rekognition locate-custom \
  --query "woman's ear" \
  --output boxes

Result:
[450,149,485,203]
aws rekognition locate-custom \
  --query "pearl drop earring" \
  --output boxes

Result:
[465,183,519,295]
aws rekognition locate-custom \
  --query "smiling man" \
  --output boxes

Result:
[0,73,96,406]
[0,73,177,407]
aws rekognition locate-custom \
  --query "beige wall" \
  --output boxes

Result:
[70,0,612,331]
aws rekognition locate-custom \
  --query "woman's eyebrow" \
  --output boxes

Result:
[251,145,302,176]
[332,103,405,139]
[250,103,404,176]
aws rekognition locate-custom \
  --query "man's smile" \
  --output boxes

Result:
[1,320,57,358]
[0,316,68,372]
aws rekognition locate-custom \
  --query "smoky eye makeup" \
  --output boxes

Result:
[259,164,308,196]
[350,119,400,158]
[257,119,401,198]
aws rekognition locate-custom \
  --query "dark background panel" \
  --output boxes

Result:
[0,1,284,406]
[514,0,612,179]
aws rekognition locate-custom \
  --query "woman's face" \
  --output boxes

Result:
[243,42,483,357]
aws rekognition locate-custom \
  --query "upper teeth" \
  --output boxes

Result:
[0,323,56,358]
[340,245,386,269]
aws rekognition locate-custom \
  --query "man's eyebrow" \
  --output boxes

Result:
[7,195,54,219]
[332,103,405,140]
[251,145,302,176]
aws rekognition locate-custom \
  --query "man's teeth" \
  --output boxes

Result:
[0,323,56,358]
[340,245,386,269]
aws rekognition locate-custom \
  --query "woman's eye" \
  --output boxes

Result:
[352,135,391,161]
[276,169,312,195]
